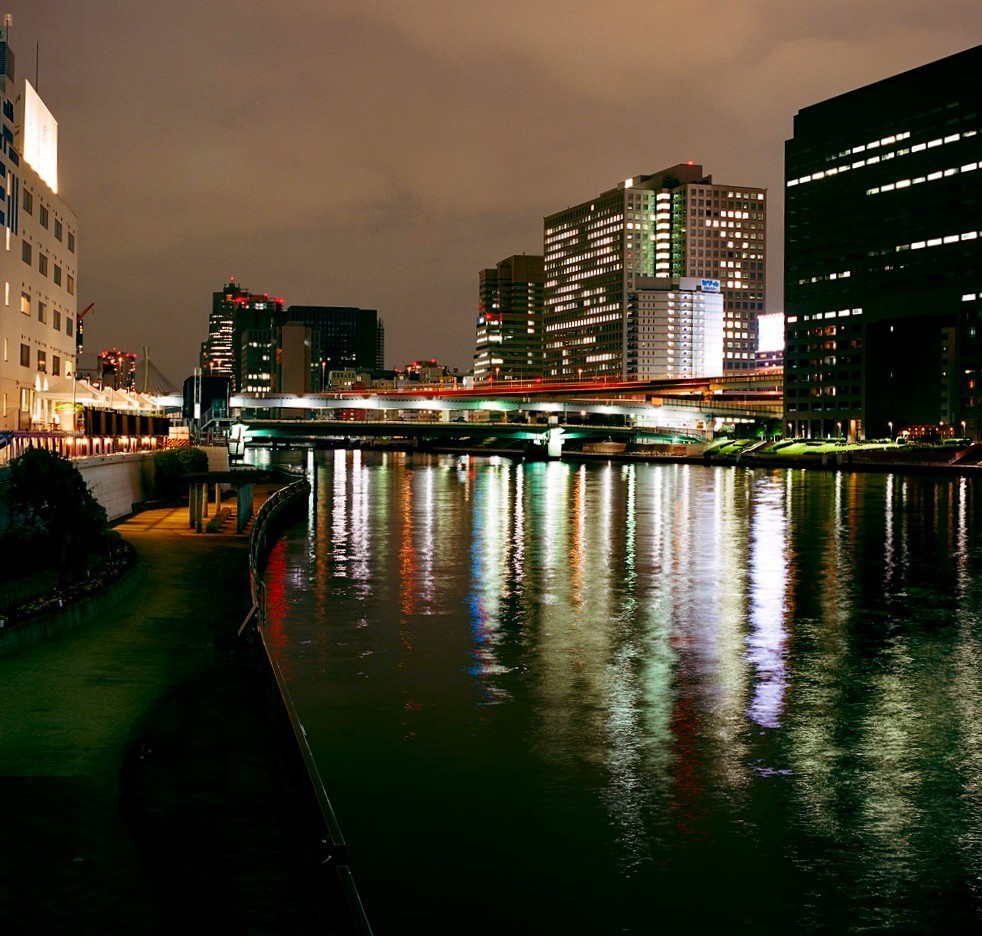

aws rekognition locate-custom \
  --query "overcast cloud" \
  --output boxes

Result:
[14,2,982,382]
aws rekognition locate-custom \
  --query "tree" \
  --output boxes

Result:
[6,447,109,579]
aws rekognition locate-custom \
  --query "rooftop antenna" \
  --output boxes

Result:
[2,13,11,44]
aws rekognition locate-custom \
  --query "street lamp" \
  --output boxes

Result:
[888,420,893,439]
[577,368,583,383]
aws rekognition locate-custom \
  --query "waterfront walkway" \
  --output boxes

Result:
[0,494,344,934]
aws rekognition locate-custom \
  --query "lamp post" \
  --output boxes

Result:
[888,420,893,440]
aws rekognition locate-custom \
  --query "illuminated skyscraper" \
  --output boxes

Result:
[0,27,80,430]
[473,254,545,383]
[784,45,982,439]
[543,164,766,379]
[199,280,284,390]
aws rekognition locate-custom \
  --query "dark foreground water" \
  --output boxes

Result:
[260,450,982,934]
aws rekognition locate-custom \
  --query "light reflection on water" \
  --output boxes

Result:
[263,451,982,934]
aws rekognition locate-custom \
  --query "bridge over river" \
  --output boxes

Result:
[212,372,782,455]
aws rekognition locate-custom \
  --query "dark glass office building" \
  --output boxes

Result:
[474,254,545,382]
[285,306,384,389]
[784,45,982,439]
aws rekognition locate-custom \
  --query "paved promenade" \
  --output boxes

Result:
[0,496,346,934]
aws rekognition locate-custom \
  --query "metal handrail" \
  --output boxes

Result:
[247,478,374,935]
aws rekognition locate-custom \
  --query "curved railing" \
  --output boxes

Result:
[247,477,374,935]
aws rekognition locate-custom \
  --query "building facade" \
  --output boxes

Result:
[543,164,765,380]
[200,280,285,391]
[0,32,79,430]
[784,45,982,439]
[628,277,724,380]
[286,305,384,390]
[473,254,545,383]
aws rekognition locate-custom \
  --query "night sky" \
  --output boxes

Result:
[14,2,982,384]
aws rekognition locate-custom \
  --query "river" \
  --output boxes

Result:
[259,449,982,934]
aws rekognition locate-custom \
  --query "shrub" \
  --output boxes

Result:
[6,447,110,580]
[152,446,209,499]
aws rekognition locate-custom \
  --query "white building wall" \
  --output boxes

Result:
[0,72,78,431]
[632,277,724,379]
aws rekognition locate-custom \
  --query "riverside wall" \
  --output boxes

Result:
[73,445,230,523]
[0,556,141,656]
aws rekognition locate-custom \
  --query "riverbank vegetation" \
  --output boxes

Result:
[0,447,134,626]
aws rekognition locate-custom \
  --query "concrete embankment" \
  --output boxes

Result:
[0,493,349,934]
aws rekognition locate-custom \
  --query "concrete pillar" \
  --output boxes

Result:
[237,482,254,533]
[188,483,198,529]
[547,426,565,459]
[196,483,206,532]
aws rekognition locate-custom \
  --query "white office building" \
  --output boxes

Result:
[0,31,79,430]
[544,164,765,379]
[629,277,724,379]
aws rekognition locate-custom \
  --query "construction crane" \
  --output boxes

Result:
[76,302,95,354]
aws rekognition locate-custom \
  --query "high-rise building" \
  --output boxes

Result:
[97,348,138,390]
[473,254,544,382]
[0,27,79,430]
[784,45,982,439]
[543,164,766,380]
[628,277,724,380]
[285,306,384,390]
[200,280,284,390]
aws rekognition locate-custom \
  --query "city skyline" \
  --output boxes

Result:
[14,2,982,382]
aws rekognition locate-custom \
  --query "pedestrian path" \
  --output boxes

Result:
[0,494,342,934]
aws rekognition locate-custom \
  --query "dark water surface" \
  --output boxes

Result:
[260,450,982,934]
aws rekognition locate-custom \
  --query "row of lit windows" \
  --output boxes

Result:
[896,228,980,252]
[866,161,979,195]
[687,187,764,201]
[786,308,863,326]
[797,269,852,285]
[9,284,74,337]
[11,342,64,376]
[545,311,620,333]
[787,129,975,187]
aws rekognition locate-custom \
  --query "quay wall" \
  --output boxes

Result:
[74,445,230,523]
[0,557,141,656]
[76,453,156,522]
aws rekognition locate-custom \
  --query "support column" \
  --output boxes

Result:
[546,426,565,459]
[237,482,255,533]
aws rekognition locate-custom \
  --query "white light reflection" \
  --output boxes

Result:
[349,449,373,596]
[332,449,349,569]
[466,459,511,701]
[511,465,525,588]
[417,467,437,610]
[955,477,969,599]
[746,475,789,729]
[884,474,896,587]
